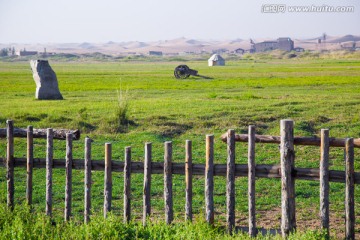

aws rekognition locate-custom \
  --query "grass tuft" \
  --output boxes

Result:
[0,202,329,239]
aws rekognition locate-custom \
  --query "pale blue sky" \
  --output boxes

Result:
[0,0,359,43]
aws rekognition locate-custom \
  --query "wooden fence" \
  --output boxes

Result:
[1,119,359,239]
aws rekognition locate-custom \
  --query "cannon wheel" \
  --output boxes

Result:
[174,65,190,79]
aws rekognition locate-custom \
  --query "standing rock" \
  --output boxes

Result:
[30,60,63,100]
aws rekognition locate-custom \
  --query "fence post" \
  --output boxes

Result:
[345,138,355,240]
[280,120,296,237]
[64,133,73,221]
[124,146,131,223]
[46,128,53,217]
[104,143,112,218]
[26,126,34,207]
[320,129,329,236]
[143,142,152,226]
[164,141,173,224]
[6,120,14,210]
[84,137,92,224]
[248,125,257,237]
[205,134,214,225]
[226,129,235,233]
[185,140,193,222]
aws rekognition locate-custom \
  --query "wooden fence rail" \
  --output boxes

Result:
[3,157,360,183]
[0,127,80,140]
[220,133,360,148]
[1,119,358,239]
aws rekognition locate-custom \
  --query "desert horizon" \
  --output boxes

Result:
[1,34,360,56]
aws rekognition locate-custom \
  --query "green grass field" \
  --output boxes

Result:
[0,55,360,239]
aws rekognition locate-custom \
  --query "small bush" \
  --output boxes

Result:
[98,86,133,134]
[0,203,329,239]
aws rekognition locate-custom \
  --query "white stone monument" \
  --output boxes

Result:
[30,60,63,100]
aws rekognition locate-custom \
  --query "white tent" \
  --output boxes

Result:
[208,54,225,66]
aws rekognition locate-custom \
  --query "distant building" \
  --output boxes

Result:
[341,42,356,51]
[39,48,56,56]
[208,54,225,66]
[148,51,163,56]
[17,49,38,56]
[252,41,278,52]
[212,48,228,54]
[0,47,15,56]
[278,37,294,51]
[251,38,294,52]
[179,51,196,56]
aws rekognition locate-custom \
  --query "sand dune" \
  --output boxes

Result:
[327,35,360,43]
[1,35,359,55]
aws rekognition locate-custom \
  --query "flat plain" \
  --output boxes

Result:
[0,55,360,238]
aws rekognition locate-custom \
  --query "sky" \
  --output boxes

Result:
[0,0,359,43]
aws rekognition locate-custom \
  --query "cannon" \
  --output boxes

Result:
[174,65,211,79]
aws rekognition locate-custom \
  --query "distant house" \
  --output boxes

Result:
[208,54,225,66]
[149,51,163,56]
[277,38,294,51]
[251,38,294,52]
[252,41,277,52]
[179,51,195,56]
[17,49,38,56]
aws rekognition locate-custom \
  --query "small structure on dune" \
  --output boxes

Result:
[149,51,163,56]
[208,54,225,66]
[30,59,63,100]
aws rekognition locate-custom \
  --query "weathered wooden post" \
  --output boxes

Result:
[6,120,14,210]
[226,129,235,233]
[185,140,193,222]
[64,133,73,221]
[320,129,330,236]
[46,128,53,217]
[345,138,355,240]
[104,143,112,218]
[124,146,131,223]
[164,141,173,224]
[84,137,92,224]
[280,120,296,237]
[26,126,34,207]
[143,142,152,226]
[205,134,214,225]
[248,125,257,237]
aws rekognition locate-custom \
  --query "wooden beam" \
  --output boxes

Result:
[164,141,173,224]
[103,143,112,219]
[205,135,214,225]
[280,120,296,237]
[220,133,360,148]
[84,137,92,224]
[320,129,330,235]
[0,127,80,140]
[6,120,14,210]
[248,126,257,237]
[185,140,193,222]
[226,129,235,233]
[3,158,360,184]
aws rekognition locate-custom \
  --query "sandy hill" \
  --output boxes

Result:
[1,35,359,55]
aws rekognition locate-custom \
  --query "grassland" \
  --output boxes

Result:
[0,54,360,238]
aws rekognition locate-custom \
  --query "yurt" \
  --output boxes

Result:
[208,54,225,66]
